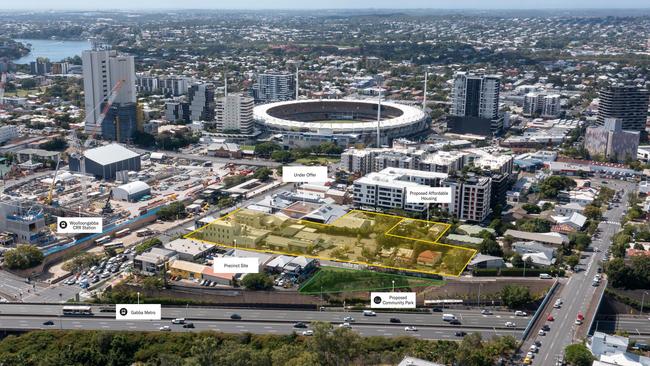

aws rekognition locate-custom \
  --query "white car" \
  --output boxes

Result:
[538,330,546,336]
[301,330,314,336]
[527,351,535,359]
[159,326,171,331]
[505,322,516,328]
[339,322,352,329]
[515,311,527,317]
[343,316,355,322]
[404,326,418,332]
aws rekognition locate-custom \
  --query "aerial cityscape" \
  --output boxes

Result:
[0,2,649,366]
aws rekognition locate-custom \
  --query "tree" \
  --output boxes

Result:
[135,238,162,254]
[479,239,503,257]
[241,273,273,290]
[538,176,576,199]
[583,205,602,221]
[516,218,551,233]
[254,142,282,158]
[157,202,186,221]
[510,253,524,268]
[253,167,272,181]
[500,284,531,308]
[271,150,293,163]
[564,343,594,366]
[565,253,580,268]
[3,244,44,269]
[39,137,68,151]
[605,258,631,288]
[522,203,541,214]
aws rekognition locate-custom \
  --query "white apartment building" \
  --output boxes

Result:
[215,93,254,134]
[82,50,136,134]
[450,72,500,120]
[0,125,18,143]
[252,72,295,103]
[353,168,448,212]
[523,92,561,118]
[442,176,492,222]
[340,148,376,175]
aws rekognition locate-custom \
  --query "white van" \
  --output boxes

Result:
[539,273,552,279]
[363,310,376,316]
[442,313,456,322]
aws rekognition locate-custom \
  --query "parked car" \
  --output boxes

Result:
[542,324,550,331]
[293,322,308,329]
[547,315,555,321]
[301,330,314,336]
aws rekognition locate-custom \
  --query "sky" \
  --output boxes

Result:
[4,0,650,10]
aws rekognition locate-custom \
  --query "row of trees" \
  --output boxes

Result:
[0,326,518,366]
[3,244,44,270]
[254,142,343,163]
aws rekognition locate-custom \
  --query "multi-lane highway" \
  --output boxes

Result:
[526,179,632,365]
[0,304,529,340]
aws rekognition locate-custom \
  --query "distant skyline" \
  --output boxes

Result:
[4,0,650,10]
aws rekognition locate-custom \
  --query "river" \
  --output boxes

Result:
[13,39,92,64]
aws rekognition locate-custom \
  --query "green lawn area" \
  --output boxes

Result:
[4,87,45,97]
[295,156,341,165]
[240,145,256,151]
[299,267,444,294]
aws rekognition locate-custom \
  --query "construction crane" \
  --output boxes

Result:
[71,79,125,209]
[101,190,114,215]
[45,155,61,205]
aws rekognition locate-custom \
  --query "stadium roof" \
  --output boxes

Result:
[85,143,140,166]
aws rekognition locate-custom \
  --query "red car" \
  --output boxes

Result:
[547,315,554,321]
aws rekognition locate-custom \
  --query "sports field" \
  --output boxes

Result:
[186,209,475,277]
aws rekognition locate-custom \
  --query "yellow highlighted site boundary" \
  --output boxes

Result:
[184,209,476,277]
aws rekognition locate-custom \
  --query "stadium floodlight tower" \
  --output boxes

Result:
[288,60,301,100]
[374,74,384,147]
[422,65,430,111]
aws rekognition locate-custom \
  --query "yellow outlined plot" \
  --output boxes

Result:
[184,208,475,277]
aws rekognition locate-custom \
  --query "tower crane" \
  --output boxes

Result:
[71,80,125,209]
[44,155,61,205]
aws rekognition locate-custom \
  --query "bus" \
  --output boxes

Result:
[135,228,154,237]
[95,236,111,245]
[114,228,131,238]
[62,305,93,316]
[103,241,124,251]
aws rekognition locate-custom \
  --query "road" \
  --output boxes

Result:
[594,314,650,339]
[0,304,528,340]
[527,179,633,365]
[130,147,281,168]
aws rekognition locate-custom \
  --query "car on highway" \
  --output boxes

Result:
[230,314,242,320]
[293,322,308,328]
[542,324,550,331]
[363,310,376,316]
[171,318,186,324]
[431,307,443,312]
[505,322,516,328]
[449,319,461,325]
[455,331,467,337]
[480,309,492,315]
[182,322,195,328]
[389,318,401,323]
[343,316,355,322]
[523,357,532,365]
[339,322,352,329]
[301,330,314,336]
[159,326,171,331]
[515,311,527,316]
[547,314,554,321]
[526,351,535,359]
[43,320,54,326]
[538,329,546,336]
[442,313,456,322]
[404,326,418,332]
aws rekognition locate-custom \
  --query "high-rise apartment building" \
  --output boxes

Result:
[252,72,295,103]
[82,50,137,141]
[597,86,650,132]
[448,72,501,135]
[450,72,500,120]
[187,83,215,122]
[442,176,492,222]
[215,93,255,134]
[523,93,561,118]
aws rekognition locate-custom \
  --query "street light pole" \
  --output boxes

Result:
[642,291,648,315]
[137,292,140,305]
[392,280,395,292]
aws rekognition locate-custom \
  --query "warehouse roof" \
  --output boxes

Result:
[84,143,140,166]
[114,181,150,195]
